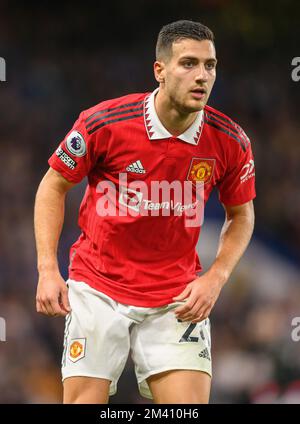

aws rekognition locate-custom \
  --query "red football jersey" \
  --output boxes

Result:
[49,88,256,307]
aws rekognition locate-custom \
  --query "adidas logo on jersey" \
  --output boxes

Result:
[126,160,146,174]
[198,348,211,361]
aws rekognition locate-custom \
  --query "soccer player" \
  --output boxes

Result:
[34,20,255,404]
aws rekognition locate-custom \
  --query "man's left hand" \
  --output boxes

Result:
[173,274,225,323]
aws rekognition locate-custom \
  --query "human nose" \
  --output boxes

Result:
[195,64,208,83]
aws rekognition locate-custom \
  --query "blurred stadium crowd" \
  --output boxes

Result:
[0,0,299,403]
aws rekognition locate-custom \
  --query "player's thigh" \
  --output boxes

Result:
[131,305,212,401]
[147,369,211,404]
[63,376,110,404]
[62,280,132,400]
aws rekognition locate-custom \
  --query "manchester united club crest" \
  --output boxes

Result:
[69,338,86,362]
[187,158,215,184]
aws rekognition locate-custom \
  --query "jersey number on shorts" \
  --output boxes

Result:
[178,322,206,343]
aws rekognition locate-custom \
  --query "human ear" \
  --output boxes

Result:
[154,61,165,84]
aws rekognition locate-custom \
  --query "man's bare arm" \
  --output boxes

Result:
[173,200,255,322]
[208,200,255,283]
[34,168,75,316]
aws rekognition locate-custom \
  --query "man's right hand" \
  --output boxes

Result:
[36,271,71,317]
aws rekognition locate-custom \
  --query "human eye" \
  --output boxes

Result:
[182,60,194,68]
[206,62,216,70]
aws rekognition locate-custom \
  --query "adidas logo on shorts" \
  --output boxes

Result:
[198,348,211,361]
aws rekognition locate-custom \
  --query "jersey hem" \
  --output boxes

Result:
[68,274,192,308]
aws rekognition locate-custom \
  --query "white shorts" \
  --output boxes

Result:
[62,279,212,399]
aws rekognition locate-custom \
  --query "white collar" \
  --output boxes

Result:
[144,88,204,145]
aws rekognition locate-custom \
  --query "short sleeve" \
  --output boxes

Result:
[48,111,102,183]
[218,129,256,206]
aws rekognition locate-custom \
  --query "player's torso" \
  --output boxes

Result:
[50,91,254,303]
